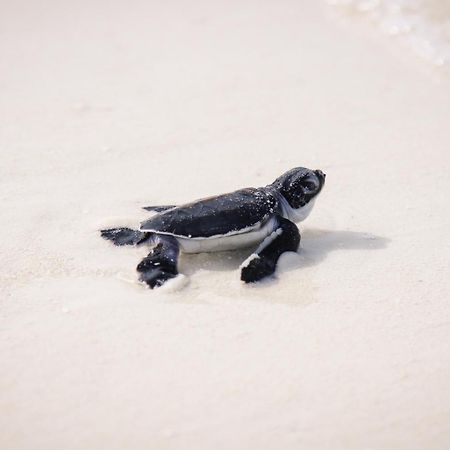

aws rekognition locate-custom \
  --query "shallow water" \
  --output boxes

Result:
[327,0,450,72]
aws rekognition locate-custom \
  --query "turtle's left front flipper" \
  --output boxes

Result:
[137,234,181,289]
[241,217,300,283]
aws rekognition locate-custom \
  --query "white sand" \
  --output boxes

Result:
[1,1,450,449]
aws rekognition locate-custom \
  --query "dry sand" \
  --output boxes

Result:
[1,1,450,449]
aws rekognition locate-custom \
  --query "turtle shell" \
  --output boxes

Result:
[140,188,279,238]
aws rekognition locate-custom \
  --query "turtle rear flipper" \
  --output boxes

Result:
[142,205,176,213]
[100,228,150,246]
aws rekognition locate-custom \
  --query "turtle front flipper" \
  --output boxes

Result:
[142,205,177,213]
[137,235,181,289]
[240,217,300,283]
[100,228,150,246]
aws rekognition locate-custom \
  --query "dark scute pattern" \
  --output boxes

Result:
[140,188,279,238]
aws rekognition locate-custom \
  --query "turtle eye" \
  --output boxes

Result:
[303,181,316,191]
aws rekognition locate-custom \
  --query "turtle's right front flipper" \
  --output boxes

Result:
[100,228,150,246]
[240,216,300,283]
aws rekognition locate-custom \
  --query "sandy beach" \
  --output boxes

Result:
[1,1,450,449]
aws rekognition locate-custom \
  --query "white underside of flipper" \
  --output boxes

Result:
[239,226,284,269]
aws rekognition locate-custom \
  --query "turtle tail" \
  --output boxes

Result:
[100,227,151,246]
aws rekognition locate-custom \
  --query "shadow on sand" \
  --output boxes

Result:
[179,228,390,277]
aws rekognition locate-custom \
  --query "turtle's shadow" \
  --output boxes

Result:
[179,228,389,276]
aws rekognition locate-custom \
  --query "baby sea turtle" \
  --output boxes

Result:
[101,167,325,288]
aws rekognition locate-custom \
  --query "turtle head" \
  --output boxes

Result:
[271,167,326,222]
